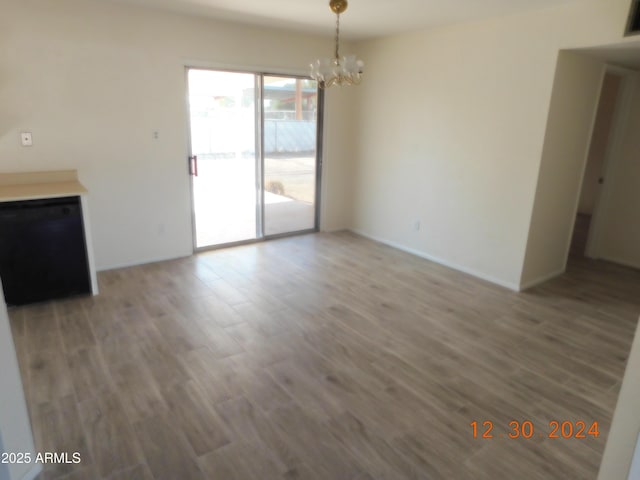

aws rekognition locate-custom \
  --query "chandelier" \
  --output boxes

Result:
[310,0,364,88]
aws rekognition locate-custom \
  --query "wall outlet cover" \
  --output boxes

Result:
[20,132,33,147]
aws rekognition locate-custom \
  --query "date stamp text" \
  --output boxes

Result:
[470,420,600,439]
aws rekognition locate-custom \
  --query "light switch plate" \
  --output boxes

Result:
[20,132,33,146]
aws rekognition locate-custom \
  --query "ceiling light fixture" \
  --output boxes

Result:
[310,0,364,89]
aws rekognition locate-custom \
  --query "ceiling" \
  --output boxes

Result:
[105,0,588,40]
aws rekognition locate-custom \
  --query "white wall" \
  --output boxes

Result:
[0,285,40,480]
[0,0,355,270]
[595,74,640,269]
[350,0,633,289]
[520,52,604,287]
[320,87,357,231]
[598,317,640,480]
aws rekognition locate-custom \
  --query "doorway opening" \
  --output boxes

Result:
[187,69,322,250]
[569,71,623,259]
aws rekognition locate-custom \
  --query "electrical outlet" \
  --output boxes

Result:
[20,132,33,146]
[413,221,421,232]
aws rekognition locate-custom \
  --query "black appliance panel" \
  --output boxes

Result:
[0,196,91,306]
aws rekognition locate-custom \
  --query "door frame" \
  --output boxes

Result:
[260,74,324,242]
[584,65,638,259]
[185,66,324,252]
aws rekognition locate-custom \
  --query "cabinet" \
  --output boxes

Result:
[0,196,91,306]
[0,171,98,305]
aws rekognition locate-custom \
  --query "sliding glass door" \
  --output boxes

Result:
[188,70,258,247]
[263,76,319,236]
[187,69,321,250]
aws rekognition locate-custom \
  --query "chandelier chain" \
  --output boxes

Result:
[335,13,341,62]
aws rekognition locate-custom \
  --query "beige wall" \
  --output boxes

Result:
[520,52,605,287]
[595,74,640,269]
[0,282,39,480]
[578,73,622,215]
[598,317,640,480]
[350,0,632,289]
[0,0,355,270]
[320,87,357,230]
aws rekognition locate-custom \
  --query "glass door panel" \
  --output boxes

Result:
[263,76,318,236]
[188,69,258,248]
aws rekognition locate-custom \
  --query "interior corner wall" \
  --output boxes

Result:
[594,74,640,269]
[520,52,604,288]
[0,0,355,270]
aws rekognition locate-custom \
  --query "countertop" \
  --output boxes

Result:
[0,170,87,202]
[0,181,88,202]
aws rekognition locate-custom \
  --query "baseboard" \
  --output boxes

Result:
[20,463,42,480]
[598,255,640,271]
[96,251,193,272]
[349,229,521,292]
[518,268,565,291]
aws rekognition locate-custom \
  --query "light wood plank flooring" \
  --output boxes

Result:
[8,232,640,479]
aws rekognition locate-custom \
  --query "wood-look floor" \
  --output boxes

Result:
[8,231,640,480]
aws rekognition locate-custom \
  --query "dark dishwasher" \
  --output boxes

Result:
[0,196,91,306]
